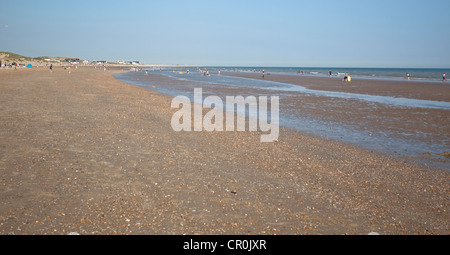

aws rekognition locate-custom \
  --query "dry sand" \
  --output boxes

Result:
[0,67,448,235]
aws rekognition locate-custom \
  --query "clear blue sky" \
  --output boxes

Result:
[1,0,449,67]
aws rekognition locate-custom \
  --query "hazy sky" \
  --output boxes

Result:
[1,0,449,67]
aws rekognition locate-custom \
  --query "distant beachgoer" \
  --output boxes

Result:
[406,72,410,80]
[218,70,220,76]
[344,72,348,82]
[329,70,332,76]
[443,73,446,81]
[262,69,265,79]
[50,64,53,73]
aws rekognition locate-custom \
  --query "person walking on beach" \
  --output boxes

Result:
[344,72,348,83]
[50,64,53,73]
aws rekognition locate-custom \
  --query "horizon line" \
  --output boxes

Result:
[185,65,450,69]
[1,51,449,70]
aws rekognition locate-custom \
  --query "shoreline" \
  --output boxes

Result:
[0,67,448,235]
[227,69,449,83]
[223,72,450,102]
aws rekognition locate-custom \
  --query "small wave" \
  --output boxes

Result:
[356,74,377,78]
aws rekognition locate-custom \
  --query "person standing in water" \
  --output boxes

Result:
[443,73,446,82]
[406,72,410,80]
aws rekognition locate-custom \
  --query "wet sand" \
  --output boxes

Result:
[221,72,450,165]
[0,67,448,235]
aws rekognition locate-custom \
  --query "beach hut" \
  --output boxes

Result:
[26,64,33,68]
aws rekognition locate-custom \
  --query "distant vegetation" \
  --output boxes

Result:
[1,52,150,66]
[0,52,72,63]
[0,52,35,62]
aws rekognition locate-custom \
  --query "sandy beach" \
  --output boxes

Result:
[118,70,450,166]
[0,67,448,235]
